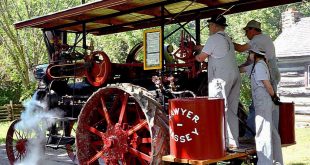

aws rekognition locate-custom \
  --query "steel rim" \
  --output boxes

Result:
[6,119,33,164]
[76,88,152,165]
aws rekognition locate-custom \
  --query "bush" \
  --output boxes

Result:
[0,81,22,106]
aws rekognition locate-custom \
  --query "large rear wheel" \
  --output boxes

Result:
[76,84,169,165]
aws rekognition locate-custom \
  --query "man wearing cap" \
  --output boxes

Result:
[234,20,281,139]
[195,15,241,149]
[239,48,283,165]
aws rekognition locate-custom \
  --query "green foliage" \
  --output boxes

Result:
[0,0,90,103]
[0,61,22,105]
[239,75,252,109]
[0,82,21,106]
[19,82,37,102]
[235,53,252,109]
[92,31,143,63]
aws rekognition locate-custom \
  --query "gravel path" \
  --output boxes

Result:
[1,115,309,165]
[0,144,75,165]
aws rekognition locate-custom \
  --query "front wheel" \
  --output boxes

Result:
[6,119,36,164]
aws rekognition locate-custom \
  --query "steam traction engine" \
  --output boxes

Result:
[6,28,207,164]
[5,0,297,165]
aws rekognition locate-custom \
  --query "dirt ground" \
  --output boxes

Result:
[295,114,310,128]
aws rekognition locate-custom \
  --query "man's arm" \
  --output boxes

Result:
[233,42,250,52]
[239,66,247,73]
[195,52,209,62]
[194,45,204,51]
[239,54,254,67]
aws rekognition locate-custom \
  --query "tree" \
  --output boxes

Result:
[0,0,95,101]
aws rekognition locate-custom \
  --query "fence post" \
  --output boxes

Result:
[6,104,11,121]
[10,100,14,121]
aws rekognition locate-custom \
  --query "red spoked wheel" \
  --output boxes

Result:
[6,119,34,164]
[76,84,169,165]
[85,51,112,87]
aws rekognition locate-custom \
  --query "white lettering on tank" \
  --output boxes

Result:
[185,134,192,141]
[169,108,201,143]
[173,108,180,116]
[192,128,199,135]
[180,135,185,143]
[187,111,193,119]
[174,135,178,141]
[192,115,199,123]
[181,108,187,115]
[177,123,183,127]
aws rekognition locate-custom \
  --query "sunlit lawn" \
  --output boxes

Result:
[283,127,310,165]
[0,121,11,144]
[0,121,309,164]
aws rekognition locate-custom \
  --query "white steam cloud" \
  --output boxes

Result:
[14,92,64,165]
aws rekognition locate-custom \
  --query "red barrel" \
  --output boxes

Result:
[279,102,295,145]
[169,97,225,160]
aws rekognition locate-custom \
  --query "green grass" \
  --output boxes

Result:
[0,122,309,164]
[0,121,11,144]
[283,127,310,165]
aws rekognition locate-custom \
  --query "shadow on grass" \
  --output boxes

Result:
[290,163,307,165]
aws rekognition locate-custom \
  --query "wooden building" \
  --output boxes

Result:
[274,9,310,114]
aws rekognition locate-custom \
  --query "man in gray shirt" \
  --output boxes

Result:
[234,20,280,139]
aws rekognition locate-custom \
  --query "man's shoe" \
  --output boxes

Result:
[227,145,246,153]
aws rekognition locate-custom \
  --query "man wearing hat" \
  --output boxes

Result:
[234,20,281,139]
[195,14,241,150]
[239,47,283,165]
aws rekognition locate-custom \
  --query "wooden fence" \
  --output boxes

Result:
[0,101,23,122]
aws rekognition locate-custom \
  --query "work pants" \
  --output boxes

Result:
[254,88,283,165]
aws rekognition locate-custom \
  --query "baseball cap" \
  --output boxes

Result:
[243,20,261,30]
[207,14,228,27]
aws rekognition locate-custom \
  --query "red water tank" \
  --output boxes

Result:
[169,97,225,160]
[279,102,295,145]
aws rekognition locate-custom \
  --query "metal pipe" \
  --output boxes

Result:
[195,19,201,45]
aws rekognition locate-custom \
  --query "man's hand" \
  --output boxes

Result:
[233,42,250,52]
[271,94,281,105]
[193,44,203,51]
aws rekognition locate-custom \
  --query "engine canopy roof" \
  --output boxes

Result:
[14,0,301,35]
